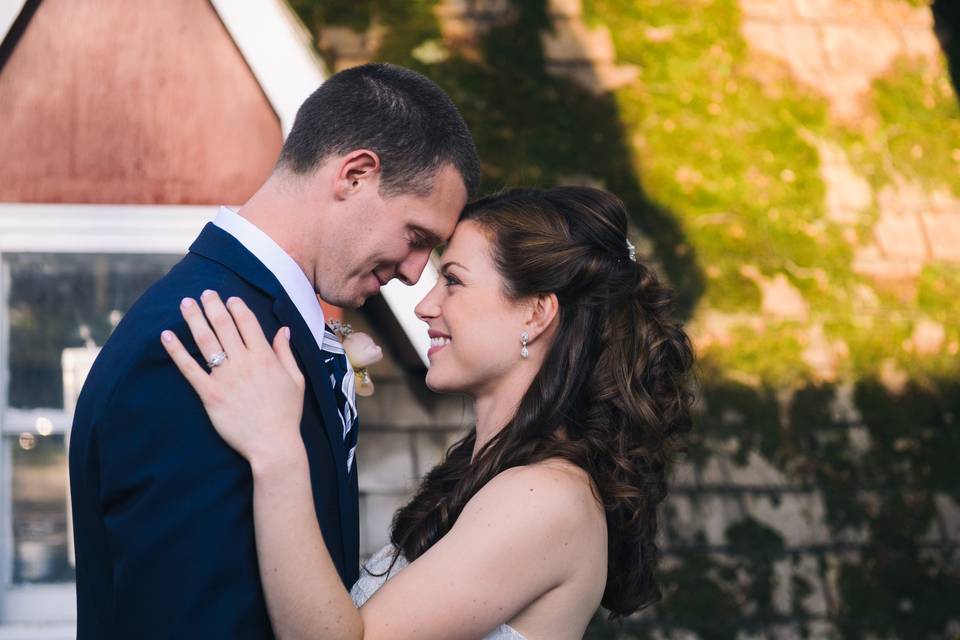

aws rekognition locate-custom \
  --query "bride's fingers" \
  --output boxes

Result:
[180,297,226,364]
[199,290,246,356]
[225,296,271,351]
[272,327,305,389]
[160,330,213,398]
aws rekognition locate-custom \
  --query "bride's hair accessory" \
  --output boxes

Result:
[626,238,637,262]
[520,332,529,359]
[327,320,384,397]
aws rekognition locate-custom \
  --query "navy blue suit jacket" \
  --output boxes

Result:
[69,224,359,639]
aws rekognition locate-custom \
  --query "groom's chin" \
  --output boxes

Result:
[343,279,382,308]
[322,288,370,310]
[345,293,367,309]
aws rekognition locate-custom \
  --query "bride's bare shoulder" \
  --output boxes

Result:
[462,459,604,533]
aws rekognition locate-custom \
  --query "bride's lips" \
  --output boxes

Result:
[427,329,451,359]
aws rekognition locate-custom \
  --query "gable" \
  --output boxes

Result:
[0,0,283,205]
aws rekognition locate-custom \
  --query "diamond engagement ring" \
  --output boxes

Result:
[206,351,228,369]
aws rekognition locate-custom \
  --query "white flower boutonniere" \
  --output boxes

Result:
[327,320,383,397]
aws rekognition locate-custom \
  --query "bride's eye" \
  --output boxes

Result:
[443,274,460,287]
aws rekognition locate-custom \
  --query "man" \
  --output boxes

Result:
[68,63,479,639]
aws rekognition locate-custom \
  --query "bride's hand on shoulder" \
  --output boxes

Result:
[160,290,306,470]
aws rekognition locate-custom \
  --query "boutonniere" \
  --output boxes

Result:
[326,320,383,397]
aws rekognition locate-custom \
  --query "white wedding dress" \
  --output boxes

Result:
[350,544,528,639]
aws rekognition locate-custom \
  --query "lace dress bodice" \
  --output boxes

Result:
[350,544,528,639]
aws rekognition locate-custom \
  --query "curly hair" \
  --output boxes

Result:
[388,186,696,618]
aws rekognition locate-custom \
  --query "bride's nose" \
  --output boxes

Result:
[414,280,443,321]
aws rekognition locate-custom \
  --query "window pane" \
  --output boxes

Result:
[10,433,72,584]
[6,253,180,409]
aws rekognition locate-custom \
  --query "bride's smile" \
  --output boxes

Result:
[426,331,451,357]
[416,220,556,407]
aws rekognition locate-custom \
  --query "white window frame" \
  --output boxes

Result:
[0,203,215,638]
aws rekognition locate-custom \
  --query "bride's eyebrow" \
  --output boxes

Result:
[440,260,469,273]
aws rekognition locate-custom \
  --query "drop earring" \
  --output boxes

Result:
[520,332,529,359]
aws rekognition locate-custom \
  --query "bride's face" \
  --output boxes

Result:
[414,221,531,395]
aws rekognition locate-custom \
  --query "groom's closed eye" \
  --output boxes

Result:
[409,226,442,249]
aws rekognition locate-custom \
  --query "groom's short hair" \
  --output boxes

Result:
[277,63,480,198]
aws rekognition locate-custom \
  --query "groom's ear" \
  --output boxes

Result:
[332,149,382,200]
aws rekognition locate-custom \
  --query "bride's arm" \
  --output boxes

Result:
[161,292,589,640]
[251,449,362,640]
[353,462,593,639]
[161,291,362,640]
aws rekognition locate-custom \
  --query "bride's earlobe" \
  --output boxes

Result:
[521,292,560,350]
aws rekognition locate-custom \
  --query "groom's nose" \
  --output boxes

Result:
[396,248,432,286]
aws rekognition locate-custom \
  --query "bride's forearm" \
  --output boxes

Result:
[251,449,363,640]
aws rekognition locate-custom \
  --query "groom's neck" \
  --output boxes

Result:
[237,173,325,284]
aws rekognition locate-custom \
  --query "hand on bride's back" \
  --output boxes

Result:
[160,290,306,468]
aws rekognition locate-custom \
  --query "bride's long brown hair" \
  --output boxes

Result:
[389,186,695,618]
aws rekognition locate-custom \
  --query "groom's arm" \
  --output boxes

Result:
[94,327,274,639]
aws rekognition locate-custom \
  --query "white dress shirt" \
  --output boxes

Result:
[212,206,358,472]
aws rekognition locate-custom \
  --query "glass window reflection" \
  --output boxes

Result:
[11,434,72,584]
[6,253,180,409]
[4,251,182,586]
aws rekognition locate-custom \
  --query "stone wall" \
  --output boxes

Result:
[349,309,960,636]
[303,0,960,635]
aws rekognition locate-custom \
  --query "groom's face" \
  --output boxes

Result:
[321,163,467,308]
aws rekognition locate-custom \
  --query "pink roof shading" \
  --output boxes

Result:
[0,0,282,205]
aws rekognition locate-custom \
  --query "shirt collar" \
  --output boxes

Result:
[212,206,342,354]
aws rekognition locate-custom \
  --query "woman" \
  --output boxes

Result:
[160,186,695,639]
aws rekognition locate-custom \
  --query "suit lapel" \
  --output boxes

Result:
[272,296,354,568]
[271,296,349,478]
[190,224,355,565]
[189,223,283,300]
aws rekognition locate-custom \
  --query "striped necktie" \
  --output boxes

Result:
[321,328,358,474]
